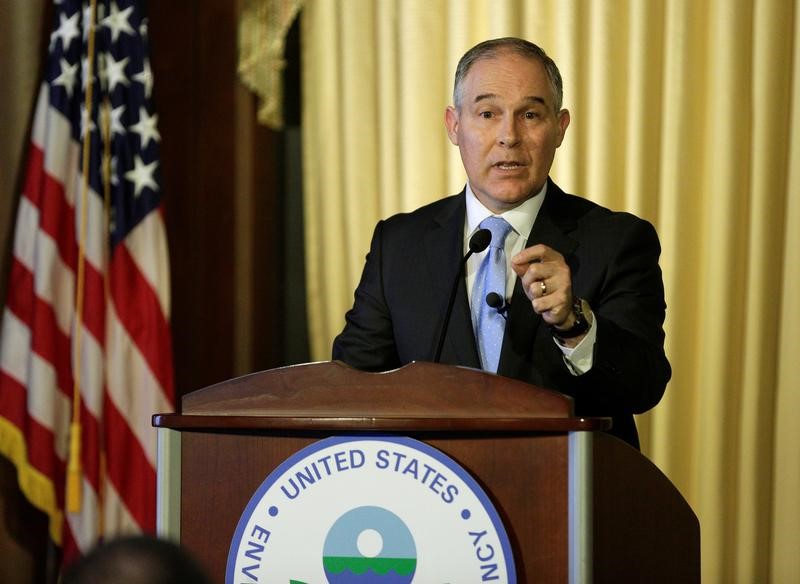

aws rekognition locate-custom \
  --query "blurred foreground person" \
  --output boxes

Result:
[61,535,213,584]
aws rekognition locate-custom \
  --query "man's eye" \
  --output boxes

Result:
[480,111,494,119]
[524,111,539,119]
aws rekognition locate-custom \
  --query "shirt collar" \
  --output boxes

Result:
[465,181,547,243]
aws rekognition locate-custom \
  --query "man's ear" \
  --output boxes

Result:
[555,108,571,147]
[444,106,460,145]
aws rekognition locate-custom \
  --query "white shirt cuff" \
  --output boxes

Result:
[554,310,597,376]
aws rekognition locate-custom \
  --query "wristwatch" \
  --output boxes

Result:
[550,297,590,339]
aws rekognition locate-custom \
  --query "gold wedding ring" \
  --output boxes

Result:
[540,281,547,296]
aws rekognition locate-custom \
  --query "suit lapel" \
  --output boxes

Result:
[424,193,481,367]
[498,181,579,378]
[525,184,579,257]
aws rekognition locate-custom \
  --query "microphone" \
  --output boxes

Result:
[485,292,508,320]
[433,228,492,363]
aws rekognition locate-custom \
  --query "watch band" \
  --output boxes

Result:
[550,297,590,339]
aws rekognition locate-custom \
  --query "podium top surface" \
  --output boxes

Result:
[153,361,611,432]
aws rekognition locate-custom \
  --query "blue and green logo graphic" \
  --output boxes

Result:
[322,506,416,583]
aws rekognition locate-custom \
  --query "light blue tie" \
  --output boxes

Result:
[472,216,513,373]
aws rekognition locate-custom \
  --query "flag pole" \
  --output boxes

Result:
[67,0,99,515]
[96,90,114,538]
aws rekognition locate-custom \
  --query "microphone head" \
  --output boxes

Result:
[469,228,492,253]
[485,292,504,310]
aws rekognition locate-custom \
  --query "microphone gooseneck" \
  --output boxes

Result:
[433,229,492,363]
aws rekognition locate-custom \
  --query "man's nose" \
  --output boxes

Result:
[498,118,520,147]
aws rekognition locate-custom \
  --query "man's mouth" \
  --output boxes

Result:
[494,161,525,170]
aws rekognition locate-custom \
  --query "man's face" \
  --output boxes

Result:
[445,51,570,214]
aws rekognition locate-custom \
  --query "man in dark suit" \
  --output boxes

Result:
[332,38,670,449]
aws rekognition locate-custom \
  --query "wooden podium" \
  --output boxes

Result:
[152,361,699,583]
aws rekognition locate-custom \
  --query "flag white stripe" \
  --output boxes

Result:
[125,211,171,318]
[0,309,32,387]
[14,197,76,340]
[76,322,104,420]
[30,85,49,149]
[12,196,39,273]
[34,101,106,276]
[103,480,142,536]
[65,477,100,552]
[34,98,79,196]
[1,168,75,458]
[32,229,75,336]
[28,353,71,461]
[0,308,70,462]
[69,168,107,273]
[105,304,170,467]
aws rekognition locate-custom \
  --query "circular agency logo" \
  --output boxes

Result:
[226,436,516,583]
[323,506,416,582]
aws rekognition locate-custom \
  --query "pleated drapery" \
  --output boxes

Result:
[300,1,799,581]
[238,0,305,128]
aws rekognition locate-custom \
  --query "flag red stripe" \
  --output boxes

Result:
[30,299,73,404]
[5,260,35,327]
[21,145,46,208]
[81,259,106,348]
[0,371,65,484]
[109,245,172,393]
[0,371,29,432]
[78,401,101,492]
[23,145,77,272]
[30,296,72,385]
[103,394,156,530]
[61,520,81,568]
[6,259,74,402]
[27,417,66,492]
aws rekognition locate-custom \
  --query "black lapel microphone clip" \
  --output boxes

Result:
[485,292,508,320]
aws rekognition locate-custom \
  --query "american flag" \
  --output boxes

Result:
[0,0,174,566]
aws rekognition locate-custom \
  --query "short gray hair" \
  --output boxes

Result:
[453,37,564,112]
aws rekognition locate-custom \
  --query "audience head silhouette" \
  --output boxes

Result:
[61,535,213,584]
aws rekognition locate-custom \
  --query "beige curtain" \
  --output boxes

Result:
[301,0,799,581]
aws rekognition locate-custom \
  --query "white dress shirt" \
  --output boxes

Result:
[463,183,596,375]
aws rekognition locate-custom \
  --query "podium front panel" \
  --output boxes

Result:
[177,429,570,583]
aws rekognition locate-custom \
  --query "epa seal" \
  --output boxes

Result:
[323,506,416,582]
[226,436,516,583]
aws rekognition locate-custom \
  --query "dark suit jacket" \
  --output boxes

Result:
[332,179,671,448]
